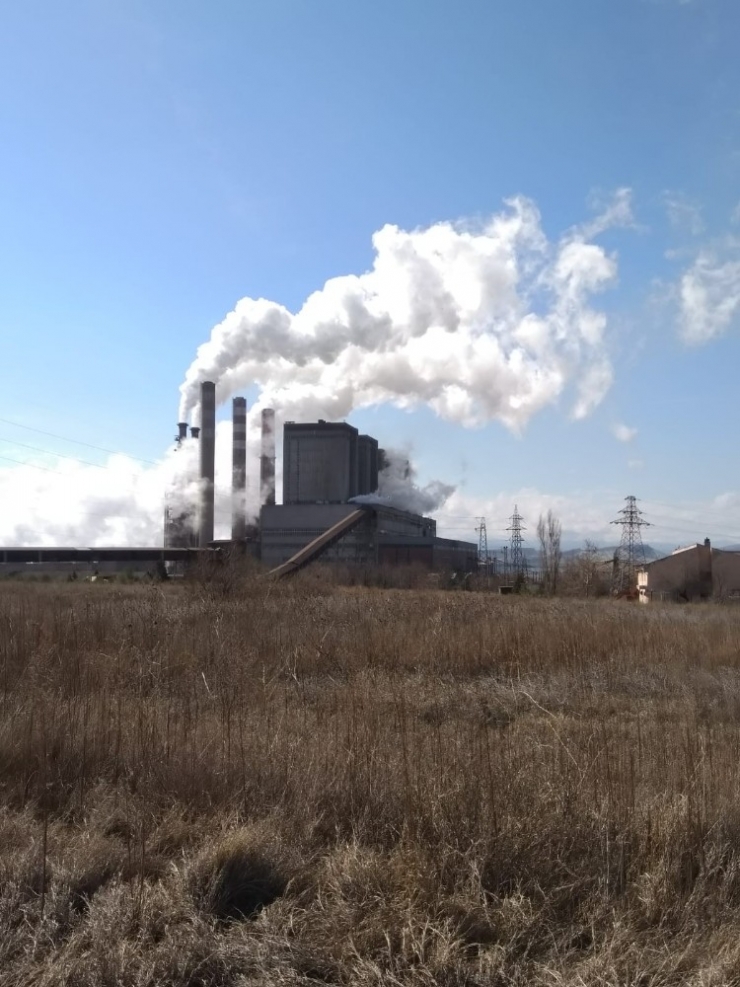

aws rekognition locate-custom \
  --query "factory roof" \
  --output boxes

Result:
[0,546,202,564]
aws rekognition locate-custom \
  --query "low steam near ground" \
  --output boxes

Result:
[3,191,737,548]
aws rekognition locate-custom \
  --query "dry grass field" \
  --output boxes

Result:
[3,574,740,985]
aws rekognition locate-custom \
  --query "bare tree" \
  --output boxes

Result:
[537,513,548,591]
[578,540,602,597]
[557,540,610,597]
[537,510,562,595]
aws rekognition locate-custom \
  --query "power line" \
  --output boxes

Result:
[0,416,159,466]
[0,434,177,481]
[0,454,239,525]
[0,453,62,475]
[649,522,740,541]
[0,438,110,471]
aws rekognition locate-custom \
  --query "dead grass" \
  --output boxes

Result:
[3,576,740,983]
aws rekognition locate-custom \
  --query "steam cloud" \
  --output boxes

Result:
[180,194,630,429]
[1,194,632,548]
[0,422,260,547]
[351,448,455,515]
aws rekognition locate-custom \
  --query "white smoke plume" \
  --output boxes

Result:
[1,193,632,548]
[0,448,181,547]
[0,421,261,547]
[180,194,630,429]
[350,448,455,515]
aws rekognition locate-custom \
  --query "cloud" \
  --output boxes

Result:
[179,192,630,433]
[578,188,637,239]
[662,191,704,236]
[612,422,638,443]
[677,241,740,343]
[667,205,740,344]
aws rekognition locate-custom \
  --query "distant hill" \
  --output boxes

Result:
[483,544,663,564]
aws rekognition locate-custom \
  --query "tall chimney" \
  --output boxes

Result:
[232,397,247,541]
[177,422,188,442]
[198,381,216,547]
[260,408,276,507]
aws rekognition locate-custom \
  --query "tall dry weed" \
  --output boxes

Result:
[2,582,740,983]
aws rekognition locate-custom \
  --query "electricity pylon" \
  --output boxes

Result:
[475,517,488,569]
[610,495,651,593]
[507,505,527,579]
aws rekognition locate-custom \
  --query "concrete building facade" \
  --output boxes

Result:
[282,421,383,505]
[260,502,444,571]
[283,421,360,504]
[264,419,477,574]
[378,536,478,571]
[357,434,379,498]
[638,540,740,602]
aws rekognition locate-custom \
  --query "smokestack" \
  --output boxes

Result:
[260,408,276,507]
[177,422,188,442]
[232,397,247,541]
[198,381,216,547]
[190,426,200,439]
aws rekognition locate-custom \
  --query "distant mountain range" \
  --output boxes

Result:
[482,542,740,565]
[484,544,664,564]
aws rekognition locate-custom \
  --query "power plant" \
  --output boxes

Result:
[0,379,475,578]
[164,381,478,576]
[4,382,739,595]
[231,397,247,543]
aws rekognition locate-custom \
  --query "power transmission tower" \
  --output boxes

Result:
[475,517,488,570]
[610,495,651,593]
[506,505,527,580]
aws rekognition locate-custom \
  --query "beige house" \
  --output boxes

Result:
[638,539,740,603]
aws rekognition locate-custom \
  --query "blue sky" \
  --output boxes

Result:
[1,0,739,548]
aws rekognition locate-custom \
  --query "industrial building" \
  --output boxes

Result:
[637,540,740,602]
[0,546,197,578]
[162,384,475,576]
[163,422,201,549]
[163,384,274,553]
[3,383,473,578]
[282,421,380,504]
[262,419,476,573]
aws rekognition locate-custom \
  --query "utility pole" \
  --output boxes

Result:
[610,495,651,593]
[475,517,488,571]
[507,505,527,580]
